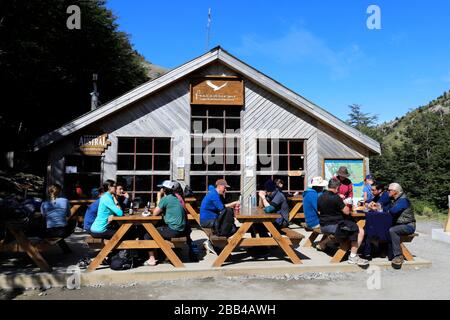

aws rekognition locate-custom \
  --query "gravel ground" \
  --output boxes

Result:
[2,220,450,300]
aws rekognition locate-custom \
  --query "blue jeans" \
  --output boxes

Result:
[388,223,415,258]
[320,224,338,235]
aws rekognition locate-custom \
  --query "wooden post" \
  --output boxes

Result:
[445,195,450,232]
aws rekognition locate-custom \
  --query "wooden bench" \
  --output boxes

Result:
[85,235,188,250]
[0,237,71,254]
[202,228,228,248]
[280,227,304,247]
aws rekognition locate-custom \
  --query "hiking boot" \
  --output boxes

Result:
[348,255,369,266]
[392,255,404,269]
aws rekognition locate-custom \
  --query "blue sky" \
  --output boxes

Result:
[107,0,450,123]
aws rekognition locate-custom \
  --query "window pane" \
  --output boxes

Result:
[207,175,223,187]
[257,139,271,154]
[208,161,224,171]
[224,175,241,191]
[278,140,288,154]
[208,118,224,133]
[117,155,134,170]
[225,155,240,171]
[290,140,304,154]
[135,175,151,191]
[134,193,151,207]
[118,138,135,153]
[192,118,207,134]
[154,138,170,154]
[257,175,272,191]
[136,138,152,153]
[226,108,241,117]
[191,107,207,116]
[191,137,208,154]
[289,176,305,191]
[83,156,101,173]
[289,156,304,171]
[257,154,272,171]
[273,155,288,171]
[208,107,225,117]
[116,175,134,191]
[135,155,152,171]
[225,118,240,131]
[152,175,170,191]
[190,175,207,192]
[153,155,170,170]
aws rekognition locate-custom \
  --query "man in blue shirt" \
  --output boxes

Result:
[384,183,416,268]
[199,179,239,228]
[367,183,390,208]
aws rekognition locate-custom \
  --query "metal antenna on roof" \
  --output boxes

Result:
[206,8,212,51]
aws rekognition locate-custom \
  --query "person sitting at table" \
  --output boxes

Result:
[90,180,123,239]
[302,176,328,230]
[39,184,71,238]
[116,183,130,211]
[384,183,416,268]
[199,179,239,230]
[362,174,375,203]
[332,166,353,200]
[258,179,290,229]
[143,180,187,266]
[83,187,104,232]
[367,183,390,208]
[317,179,369,266]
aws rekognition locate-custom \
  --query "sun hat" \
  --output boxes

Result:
[157,180,175,189]
[337,166,350,178]
[309,176,328,188]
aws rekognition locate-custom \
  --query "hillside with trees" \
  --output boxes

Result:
[347,90,450,214]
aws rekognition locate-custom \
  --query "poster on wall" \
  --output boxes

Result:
[323,158,366,201]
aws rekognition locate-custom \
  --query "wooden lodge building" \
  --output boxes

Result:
[34,47,381,204]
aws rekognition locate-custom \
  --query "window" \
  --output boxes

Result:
[117,137,171,205]
[189,175,241,202]
[117,137,171,171]
[191,106,241,134]
[64,155,102,199]
[190,106,241,200]
[256,139,306,193]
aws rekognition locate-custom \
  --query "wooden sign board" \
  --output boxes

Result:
[79,134,111,156]
[190,76,244,106]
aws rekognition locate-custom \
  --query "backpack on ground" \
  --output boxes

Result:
[110,249,137,270]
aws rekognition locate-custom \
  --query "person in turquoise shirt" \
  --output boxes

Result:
[144,180,186,266]
[90,180,123,238]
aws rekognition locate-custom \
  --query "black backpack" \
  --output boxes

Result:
[214,208,236,237]
[110,250,137,270]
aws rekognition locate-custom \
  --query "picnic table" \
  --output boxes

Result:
[287,196,304,221]
[0,221,53,272]
[87,212,185,271]
[185,197,200,224]
[69,199,95,224]
[212,208,302,267]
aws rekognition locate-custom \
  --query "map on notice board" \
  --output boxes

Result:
[323,159,365,201]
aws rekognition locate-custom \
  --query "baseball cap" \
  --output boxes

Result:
[215,179,230,188]
[264,179,277,192]
[365,174,374,180]
[157,180,175,189]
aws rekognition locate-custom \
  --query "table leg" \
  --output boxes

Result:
[288,202,303,221]
[142,223,184,268]
[185,203,200,225]
[8,228,52,272]
[263,222,302,264]
[87,223,132,272]
[212,222,253,267]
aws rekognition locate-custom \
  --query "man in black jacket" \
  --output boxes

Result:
[318,179,368,266]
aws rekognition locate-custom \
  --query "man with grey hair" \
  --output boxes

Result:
[385,182,416,268]
[318,179,368,266]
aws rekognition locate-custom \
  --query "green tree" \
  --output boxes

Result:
[0,0,149,155]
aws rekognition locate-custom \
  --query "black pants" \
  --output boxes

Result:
[90,227,118,240]
[37,227,66,239]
